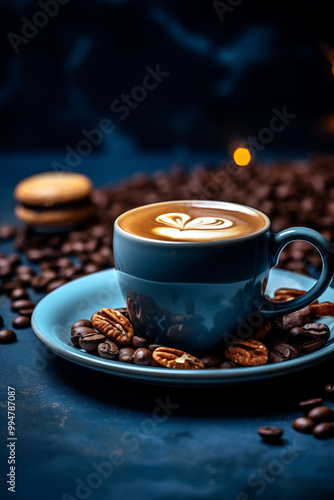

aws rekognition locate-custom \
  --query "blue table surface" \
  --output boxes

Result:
[1,152,334,500]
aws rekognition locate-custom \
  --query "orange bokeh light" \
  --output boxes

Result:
[233,147,251,166]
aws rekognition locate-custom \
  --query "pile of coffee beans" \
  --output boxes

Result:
[1,157,334,338]
[258,387,334,443]
[70,288,334,369]
[292,396,334,439]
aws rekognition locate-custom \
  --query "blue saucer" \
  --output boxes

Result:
[32,268,334,385]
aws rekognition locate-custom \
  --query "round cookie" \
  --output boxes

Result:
[14,172,93,227]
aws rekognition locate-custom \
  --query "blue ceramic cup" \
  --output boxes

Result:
[114,200,333,351]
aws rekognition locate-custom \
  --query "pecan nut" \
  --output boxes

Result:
[91,308,134,346]
[224,339,268,366]
[310,302,334,317]
[152,346,205,369]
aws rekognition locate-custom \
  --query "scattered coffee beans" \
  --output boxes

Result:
[133,348,152,366]
[10,288,29,301]
[257,426,284,443]
[292,417,316,434]
[98,340,119,360]
[118,347,135,364]
[313,422,334,439]
[12,315,30,329]
[0,329,17,344]
[299,398,323,414]
[269,342,299,363]
[307,406,334,423]
[291,389,334,440]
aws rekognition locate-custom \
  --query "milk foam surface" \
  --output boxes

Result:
[118,202,267,242]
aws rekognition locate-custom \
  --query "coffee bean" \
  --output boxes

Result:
[200,354,223,368]
[56,257,72,268]
[71,326,96,347]
[84,262,101,274]
[98,339,119,359]
[0,280,24,292]
[12,315,30,329]
[298,338,326,354]
[219,361,238,368]
[0,329,17,344]
[26,249,46,261]
[289,323,330,344]
[16,265,34,276]
[299,398,323,414]
[269,342,299,363]
[31,269,58,289]
[276,307,311,331]
[10,288,29,301]
[0,264,12,277]
[90,225,108,238]
[257,426,284,443]
[307,406,334,423]
[0,225,17,240]
[133,336,149,349]
[91,252,109,266]
[324,383,334,401]
[11,299,34,312]
[71,319,93,331]
[18,308,34,316]
[79,332,106,352]
[46,280,67,293]
[292,417,316,433]
[313,422,334,439]
[118,347,135,363]
[133,348,152,366]
[148,343,164,352]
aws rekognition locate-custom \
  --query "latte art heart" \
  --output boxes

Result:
[117,201,267,241]
[156,213,233,231]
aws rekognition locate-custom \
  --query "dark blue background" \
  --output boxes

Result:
[1,0,334,156]
[1,2,334,499]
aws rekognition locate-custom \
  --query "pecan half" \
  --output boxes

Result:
[309,302,334,317]
[91,308,134,346]
[152,347,205,369]
[224,339,268,366]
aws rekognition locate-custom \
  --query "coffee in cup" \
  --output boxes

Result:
[117,201,267,242]
[114,200,333,351]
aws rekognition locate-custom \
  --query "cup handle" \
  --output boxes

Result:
[260,227,334,316]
